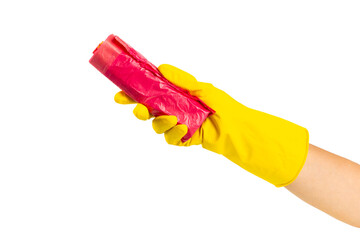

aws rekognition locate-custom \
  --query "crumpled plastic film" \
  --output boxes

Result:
[89,34,215,141]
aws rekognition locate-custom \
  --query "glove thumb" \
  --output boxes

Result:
[158,64,203,94]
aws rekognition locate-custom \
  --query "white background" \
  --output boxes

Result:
[1,0,359,239]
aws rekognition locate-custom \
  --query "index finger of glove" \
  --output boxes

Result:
[114,91,136,104]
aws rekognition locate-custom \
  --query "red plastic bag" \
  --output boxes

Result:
[89,34,214,141]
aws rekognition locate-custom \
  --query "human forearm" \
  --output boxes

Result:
[286,144,360,228]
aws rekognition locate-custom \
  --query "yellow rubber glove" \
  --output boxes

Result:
[114,64,309,187]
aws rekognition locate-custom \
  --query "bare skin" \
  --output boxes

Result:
[286,144,360,228]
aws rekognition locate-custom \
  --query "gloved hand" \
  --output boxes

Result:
[115,64,309,187]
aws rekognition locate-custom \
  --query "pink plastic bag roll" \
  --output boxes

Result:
[89,34,215,142]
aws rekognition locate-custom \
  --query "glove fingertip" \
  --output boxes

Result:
[133,104,151,120]
[164,124,188,145]
[114,91,135,104]
[152,115,178,134]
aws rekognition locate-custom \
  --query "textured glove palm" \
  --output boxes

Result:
[115,64,309,187]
